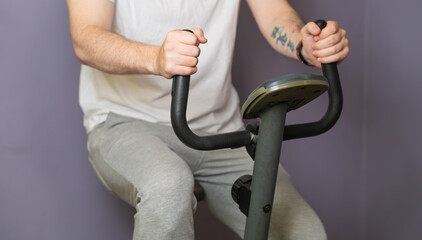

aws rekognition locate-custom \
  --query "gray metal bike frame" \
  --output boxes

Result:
[244,102,288,240]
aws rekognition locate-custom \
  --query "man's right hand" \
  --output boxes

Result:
[154,28,207,79]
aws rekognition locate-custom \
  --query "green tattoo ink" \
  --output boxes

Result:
[271,25,297,53]
[278,33,288,46]
[271,26,288,46]
[287,40,295,53]
[271,27,280,38]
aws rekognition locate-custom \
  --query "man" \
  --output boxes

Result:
[66,0,349,239]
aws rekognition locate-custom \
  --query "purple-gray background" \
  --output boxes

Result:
[0,0,421,239]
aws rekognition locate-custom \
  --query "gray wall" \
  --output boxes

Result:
[364,0,422,239]
[1,0,421,240]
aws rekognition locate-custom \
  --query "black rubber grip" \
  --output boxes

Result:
[283,19,343,140]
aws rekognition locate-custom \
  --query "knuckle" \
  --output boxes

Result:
[317,50,323,58]
[337,43,344,52]
[327,22,338,34]
[336,33,342,42]
[190,67,198,75]
[332,55,340,62]
[179,68,188,75]
[194,28,203,35]
[164,42,174,52]
[328,36,336,46]
[194,47,200,56]
[314,42,320,50]
[167,30,177,39]
[182,67,196,76]
[187,35,197,45]
[345,47,350,55]
[332,21,339,29]
[165,65,174,75]
[187,57,198,67]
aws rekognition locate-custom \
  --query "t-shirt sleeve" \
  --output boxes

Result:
[108,0,115,3]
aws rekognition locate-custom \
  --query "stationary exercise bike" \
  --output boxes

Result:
[171,20,342,240]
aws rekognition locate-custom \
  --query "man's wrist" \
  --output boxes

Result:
[147,45,161,76]
[296,41,313,67]
[134,43,161,75]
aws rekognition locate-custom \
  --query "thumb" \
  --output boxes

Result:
[302,22,321,37]
[190,28,208,44]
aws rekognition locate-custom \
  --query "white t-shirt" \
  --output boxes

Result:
[79,0,244,133]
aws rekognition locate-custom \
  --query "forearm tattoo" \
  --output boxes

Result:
[271,22,304,54]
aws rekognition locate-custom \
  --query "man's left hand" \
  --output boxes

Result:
[300,21,349,68]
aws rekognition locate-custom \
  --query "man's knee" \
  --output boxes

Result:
[135,165,195,205]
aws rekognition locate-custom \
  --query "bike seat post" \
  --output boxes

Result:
[244,102,289,240]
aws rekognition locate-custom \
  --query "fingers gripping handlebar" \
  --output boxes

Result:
[170,20,343,150]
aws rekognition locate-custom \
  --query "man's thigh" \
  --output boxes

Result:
[87,112,196,207]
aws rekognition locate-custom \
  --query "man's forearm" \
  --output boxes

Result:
[268,14,304,59]
[247,0,349,68]
[246,0,305,61]
[72,25,158,75]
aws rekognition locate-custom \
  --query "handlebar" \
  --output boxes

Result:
[170,19,343,150]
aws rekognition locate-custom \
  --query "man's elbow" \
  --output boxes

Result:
[70,27,92,65]
[72,44,89,65]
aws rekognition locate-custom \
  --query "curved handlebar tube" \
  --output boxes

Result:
[170,19,343,149]
[283,19,343,140]
[171,75,252,150]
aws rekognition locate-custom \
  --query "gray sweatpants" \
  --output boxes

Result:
[87,112,326,240]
